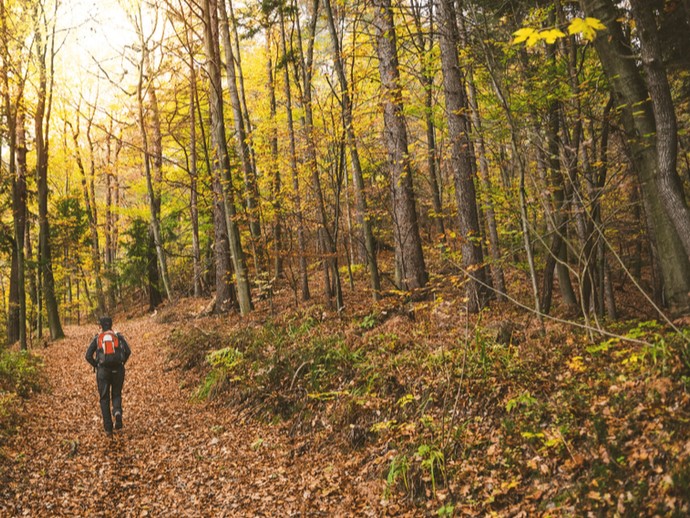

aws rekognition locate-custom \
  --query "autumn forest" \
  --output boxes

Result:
[1,0,690,515]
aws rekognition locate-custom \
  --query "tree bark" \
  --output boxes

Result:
[202,0,252,314]
[628,0,690,261]
[218,0,263,269]
[34,4,63,338]
[283,4,343,310]
[68,116,106,316]
[12,109,28,348]
[581,0,690,311]
[436,0,489,311]
[323,0,381,300]
[373,0,428,292]
[265,29,283,280]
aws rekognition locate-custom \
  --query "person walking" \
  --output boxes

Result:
[85,316,131,435]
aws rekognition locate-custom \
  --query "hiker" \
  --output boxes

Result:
[85,316,131,435]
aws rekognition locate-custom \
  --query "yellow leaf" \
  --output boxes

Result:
[584,17,606,31]
[525,31,542,47]
[568,17,587,35]
[541,28,566,44]
[568,16,605,40]
[512,27,537,45]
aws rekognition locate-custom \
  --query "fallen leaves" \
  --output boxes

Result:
[0,317,389,517]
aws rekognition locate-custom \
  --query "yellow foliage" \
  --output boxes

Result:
[568,17,606,41]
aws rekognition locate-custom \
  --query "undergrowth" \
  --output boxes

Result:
[166,308,690,515]
[0,348,45,449]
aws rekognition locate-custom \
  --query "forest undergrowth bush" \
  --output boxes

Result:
[0,348,44,451]
[165,305,690,515]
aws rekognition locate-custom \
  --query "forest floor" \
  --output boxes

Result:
[0,316,395,517]
[2,284,690,516]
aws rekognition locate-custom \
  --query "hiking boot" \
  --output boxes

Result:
[105,428,113,437]
[114,412,123,430]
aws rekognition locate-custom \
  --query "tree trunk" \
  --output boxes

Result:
[34,5,63,339]
[138,40,173,302]
[12,109,28,349]
[218,0,262,269]
[202,0,252,314]
[285,4,342,310]
[373,0,428,291]
[581,0,690,311]
[188,45,202,297]
[323,0,381,300]
[265,29,283,280]
[628,0,690,261]
[69,117,106,316]
[436,0,489,311]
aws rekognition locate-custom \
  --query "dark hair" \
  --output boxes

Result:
[99,316,113,330]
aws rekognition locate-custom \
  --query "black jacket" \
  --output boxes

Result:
[85,331,131,368]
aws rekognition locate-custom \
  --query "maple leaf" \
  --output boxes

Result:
[568,17,606,40]
[540,28,566,44]
[512,27,539,46]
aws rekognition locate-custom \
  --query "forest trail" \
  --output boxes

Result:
[0,317,388,517]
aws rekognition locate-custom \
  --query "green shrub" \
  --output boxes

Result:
[0,349,45,397]
[166,327,226,370]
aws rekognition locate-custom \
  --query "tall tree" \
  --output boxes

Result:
[34,1,63,338]
[285,0,343,309]
[67,111,106,317]
[373,0,428,291]
[131,7,173,303]
[202,0,252,314]
[436,0,490,312]
[218,0,263,270]
[12,109,28,349]
[323,0,381,300]
[580,0,690,311]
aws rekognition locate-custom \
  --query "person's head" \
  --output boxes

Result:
[99,316,113,331]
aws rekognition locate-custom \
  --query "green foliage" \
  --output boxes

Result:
[386,454,410,498]
[505,391,538,413]
[0,349,44,447]
[417,443,445,495]
[120,217,154,292]
[358,313,377,330]
[167,327,226,371]
[0,349,45,398]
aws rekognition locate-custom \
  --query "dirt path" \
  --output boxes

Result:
[0,317,391,517]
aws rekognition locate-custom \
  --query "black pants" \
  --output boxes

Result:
[96,365,125,432]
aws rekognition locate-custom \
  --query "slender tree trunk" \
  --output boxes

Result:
[12,110,28,349]
[136,41,173,303]
[286,4,341,309]
[188,48,202,297]
[265,30,283,280]
[436,0,489,311]
[218,0,262,268]
[455,7,505,300]
[202,0,252,314]
[581,0,690,311]
[373,0,428,291]
[34,5,63,339]
[227,0,259,182]
[409,0,445,242]
[69,118,106,316]
[472,6,541,316]
[287,0,315,302]
[323,0,381,300]
[104,122,116,310]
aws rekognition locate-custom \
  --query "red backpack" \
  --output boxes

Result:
[97,330,124,366]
